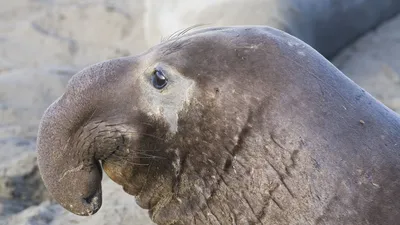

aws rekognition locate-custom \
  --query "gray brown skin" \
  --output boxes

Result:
[37,26,400,224]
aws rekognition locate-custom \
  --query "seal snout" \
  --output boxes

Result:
[63,188,102,216]
[80,187,102,215]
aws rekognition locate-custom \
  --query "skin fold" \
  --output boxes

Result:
[37,26,400,224]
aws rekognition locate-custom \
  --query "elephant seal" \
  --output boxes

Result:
[144,0,400,59]
[37,26,400,224]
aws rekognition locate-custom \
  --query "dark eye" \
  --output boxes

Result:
[151,69,168,89]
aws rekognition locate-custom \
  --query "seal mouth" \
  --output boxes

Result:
[134,196,150,209]
[120,181,140,196]
[133,183,166,213]
[135,195,163,220]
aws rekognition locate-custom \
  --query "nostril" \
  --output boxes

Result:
[82,185,102,205]
[79,188,102,215]
[83,192,96,205]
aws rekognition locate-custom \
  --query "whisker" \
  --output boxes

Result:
[117,131,166,142]
[141,133,165,141]
[86,107,98,123]
[108,155,149,167]
[105,123,130,127]
[164,24,210,42]
[140,122,155,126]
[164,30,181,42]
[138,161,153,195]
[136,149,162,152]
[176,24,208,37]
[137,152,166,159]
[136,155,166,160]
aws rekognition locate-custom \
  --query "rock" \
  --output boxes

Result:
[3,201,63,225]
[5,179,154,225]
[0,152,52,220]
[0,152,51,204]
[0,0,147,69]
[0,199,32,223]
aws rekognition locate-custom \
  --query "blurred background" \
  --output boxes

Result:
[0,1,399,225]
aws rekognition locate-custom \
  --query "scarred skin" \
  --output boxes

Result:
[37,26,400,224]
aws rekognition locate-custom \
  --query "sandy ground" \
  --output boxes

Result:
[0,1,399,225]
[333,15,400,112]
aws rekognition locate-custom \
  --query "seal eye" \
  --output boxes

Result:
[151,70,168,89]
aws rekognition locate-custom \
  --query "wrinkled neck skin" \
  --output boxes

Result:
[105,70,399,225]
